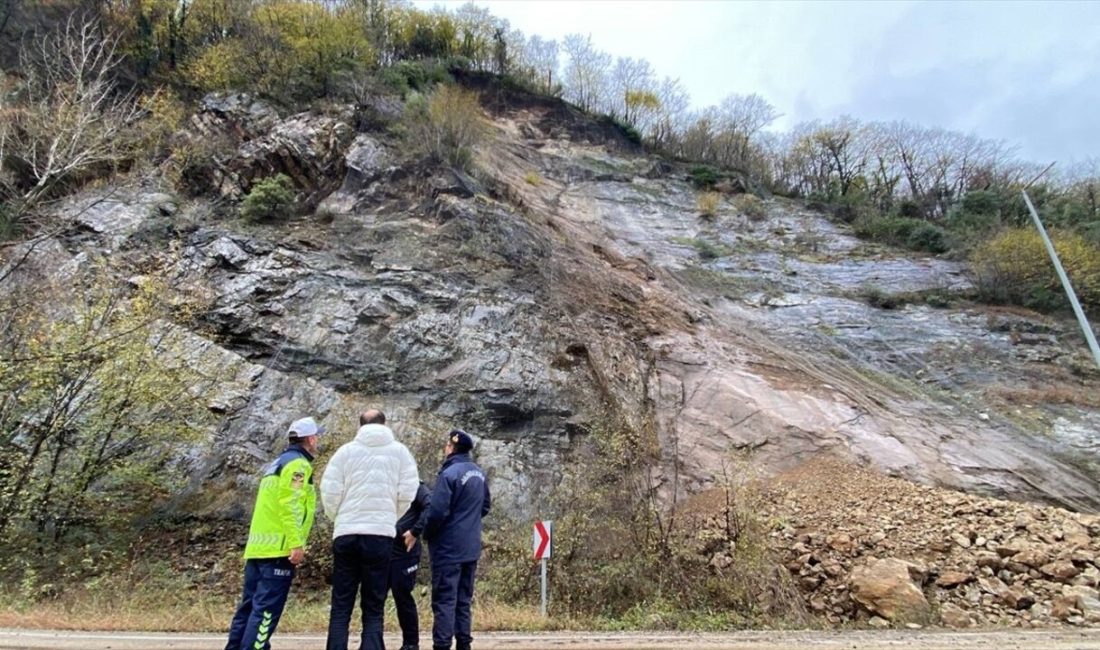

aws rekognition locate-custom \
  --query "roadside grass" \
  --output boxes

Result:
[0,585,587,633]
[0,583,779,633]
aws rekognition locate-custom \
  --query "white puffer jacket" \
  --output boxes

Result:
[320,424,420,539]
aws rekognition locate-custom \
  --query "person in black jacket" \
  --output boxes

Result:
[404,430,490,650]
[390,480,431,650]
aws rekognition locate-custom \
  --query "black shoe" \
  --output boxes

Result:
[399,646,419,650]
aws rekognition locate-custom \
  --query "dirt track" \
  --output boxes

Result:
[3,629,1100,650]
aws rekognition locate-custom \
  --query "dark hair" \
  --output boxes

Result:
[360,409,386,426]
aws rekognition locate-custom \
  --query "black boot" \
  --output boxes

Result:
[399,646,419,650]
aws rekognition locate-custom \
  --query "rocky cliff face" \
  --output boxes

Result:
[5,86,1099,521]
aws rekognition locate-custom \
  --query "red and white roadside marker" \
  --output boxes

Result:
[533,520,552,560]
[533,520,552,616]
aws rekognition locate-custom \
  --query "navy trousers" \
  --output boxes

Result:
[430,561,477,650]
[387,554,421,647]
[225,558,296,650]
[326,534,392,650]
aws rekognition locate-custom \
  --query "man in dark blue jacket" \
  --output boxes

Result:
[391,480,431,650]
[405,430,490,650]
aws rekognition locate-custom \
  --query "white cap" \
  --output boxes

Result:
[288,417,325,438]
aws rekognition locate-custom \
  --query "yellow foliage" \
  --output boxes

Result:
[697,191,720,217]
[182,2,375,96]
[971,228,1100,311]
[183,39,254,92]
[254,1,375,87]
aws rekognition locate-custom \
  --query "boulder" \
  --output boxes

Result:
[935,571,972,588]
[1001,586,1036,610]
[1012,546,1050,569]
[849,558,931,623]
[939,602,972,628]
[1040,560,1080,582]
[1052,595,1078,620]
[827,532,856,554]
[1062,520,1092,549]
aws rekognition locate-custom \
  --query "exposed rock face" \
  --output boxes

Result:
[850,558,931,623]
[185,93,355,203]
[7,87,1100,526]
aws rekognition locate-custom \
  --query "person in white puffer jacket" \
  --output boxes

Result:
[321,409,419,650]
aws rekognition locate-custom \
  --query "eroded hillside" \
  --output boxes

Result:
[4,80,1099,523]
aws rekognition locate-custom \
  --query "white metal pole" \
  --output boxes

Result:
[1022,190,1100,371]
[540,557,548,616]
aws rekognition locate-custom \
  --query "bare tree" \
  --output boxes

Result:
[712,93,780,168]
[609,56,655,122]
[678,108,719,162]
[562,33,610,113]
[521,34,559,92]
[649,76,690,149]
[3,15,140,218]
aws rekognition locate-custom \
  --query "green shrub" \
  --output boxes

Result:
[960,190,1003,216]
[689,166,719,190]
[0,275,212,584]
[948,206,1001,238]
[673,236,731,260]
[854,214,919,242]
[240,174,296,222]
[381,59,453,96]
[894,198,923,219]
[906,221,950,253]
[855,214,949,254]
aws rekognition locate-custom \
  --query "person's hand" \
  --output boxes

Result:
[403,531,416,552]
[289,547,305,566]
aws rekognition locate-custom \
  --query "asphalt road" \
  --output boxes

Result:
[2,629,1100,650]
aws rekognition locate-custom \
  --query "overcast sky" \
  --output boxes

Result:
[412,0,1100,164]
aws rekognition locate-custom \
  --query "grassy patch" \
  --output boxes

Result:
[697,191,721,217]
[854,285,973,310]
[675,267,778,300]
[671,236,734,260]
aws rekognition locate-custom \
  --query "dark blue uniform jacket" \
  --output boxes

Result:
[422,453,491,565]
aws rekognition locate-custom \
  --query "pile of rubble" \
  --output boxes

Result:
[757,459,1100,628]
